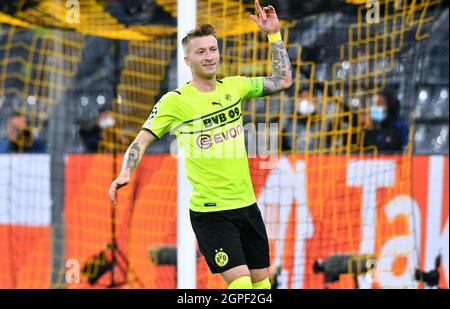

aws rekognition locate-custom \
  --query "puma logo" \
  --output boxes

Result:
[212,101,223,108]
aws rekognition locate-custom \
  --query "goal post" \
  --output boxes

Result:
[177,0,197,289]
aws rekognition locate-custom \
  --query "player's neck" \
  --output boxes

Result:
[190,75,217,92]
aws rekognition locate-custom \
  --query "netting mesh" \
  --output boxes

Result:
[0,0,446,289]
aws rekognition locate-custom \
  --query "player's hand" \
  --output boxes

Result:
[108,170,130,204]
[250,0,279,34]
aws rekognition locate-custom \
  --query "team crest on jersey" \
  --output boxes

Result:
[225,94,232,101]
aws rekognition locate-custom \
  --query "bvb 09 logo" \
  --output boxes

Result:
[196,134,213,149]
[215,248,229,267]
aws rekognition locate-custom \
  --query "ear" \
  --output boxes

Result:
[184,55,190,67]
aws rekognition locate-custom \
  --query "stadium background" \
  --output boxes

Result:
[0,0,448,289]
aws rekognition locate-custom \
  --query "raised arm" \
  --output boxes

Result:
[250,0,292,96]
[108,129,156,204]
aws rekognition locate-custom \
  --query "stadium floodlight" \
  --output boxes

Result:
[97,95,106,105]
[81,96,89,106]
[351,97,360,108]
[313,253,376,288]
[27,95,36,106]
[419,90,428,101]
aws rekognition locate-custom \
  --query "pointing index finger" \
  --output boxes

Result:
[255,0,263,15]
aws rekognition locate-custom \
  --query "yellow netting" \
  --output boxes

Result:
[0,0,442,289]
[0,23,84,151]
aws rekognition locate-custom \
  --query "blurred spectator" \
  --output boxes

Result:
[360,90,409,152]
[280,87,332,151]
[0,111,46,153]
[78,106,116,152]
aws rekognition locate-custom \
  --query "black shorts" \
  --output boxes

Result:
[189,203,270,274]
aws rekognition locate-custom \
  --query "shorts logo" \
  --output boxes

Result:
[196,134,213,149]
[214,248,229,267]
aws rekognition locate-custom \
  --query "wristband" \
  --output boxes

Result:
[267,31,282,43]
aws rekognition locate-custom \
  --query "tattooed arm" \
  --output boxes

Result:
[263,40,292,95]
[250,1,292,96]
[122,141,143,174]
[108,130,156,204]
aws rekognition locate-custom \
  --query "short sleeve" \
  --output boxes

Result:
[142,93,178,139]
[225,76,264,99]
[242,76,264,99]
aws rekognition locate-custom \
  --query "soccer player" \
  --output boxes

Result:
[109,0,292,289]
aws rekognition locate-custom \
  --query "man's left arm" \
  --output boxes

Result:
[250,1,292,96]
[264,38,292,95]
